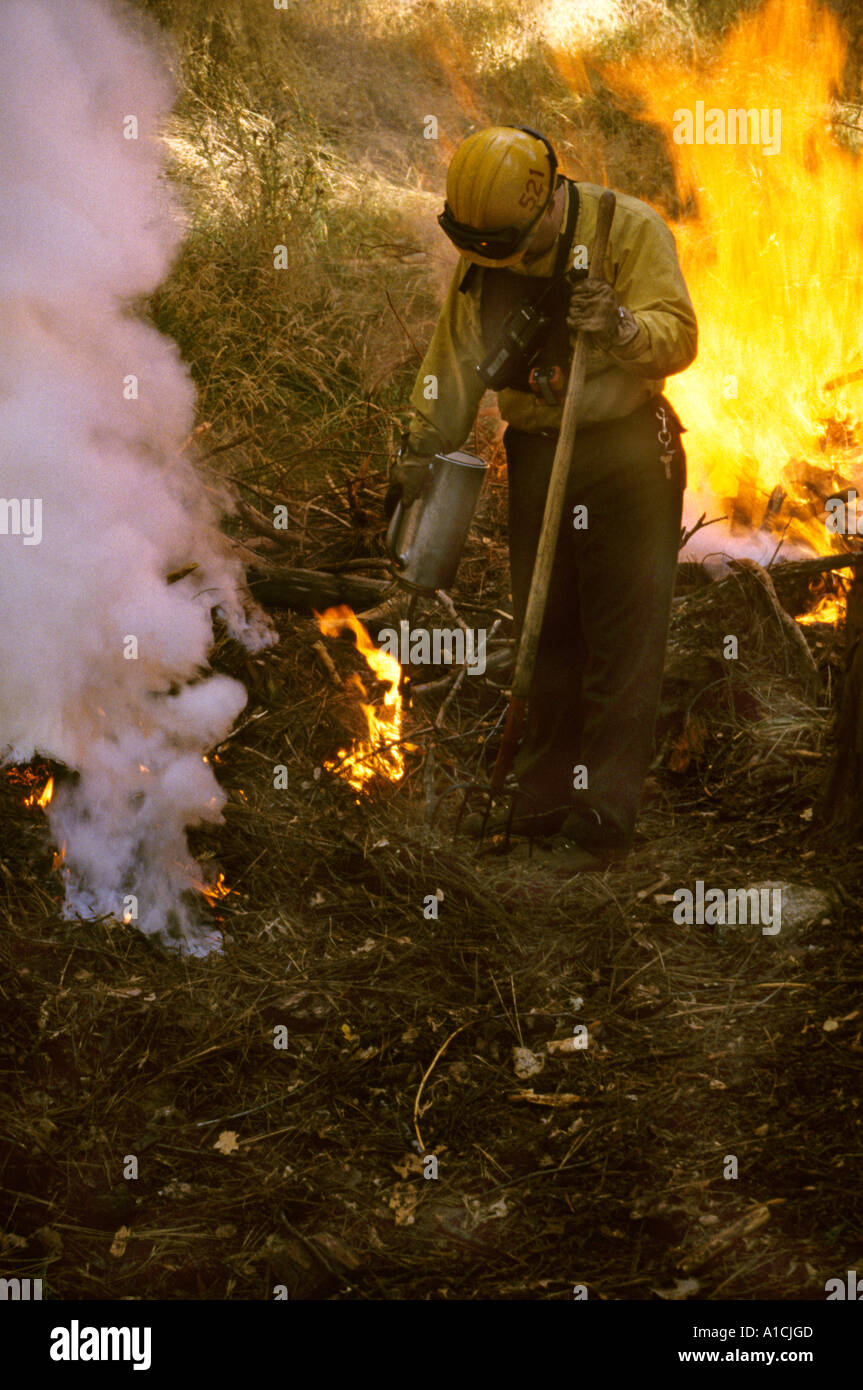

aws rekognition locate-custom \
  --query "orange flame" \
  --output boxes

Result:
[201,872,231,905]
[25,776,54,809]
[317,606,404,791]
[585,0,863,567]
[796,590,847,625]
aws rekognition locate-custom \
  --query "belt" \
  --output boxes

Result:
[512,395,682,442]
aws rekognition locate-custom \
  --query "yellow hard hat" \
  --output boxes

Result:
[438,126,558,268]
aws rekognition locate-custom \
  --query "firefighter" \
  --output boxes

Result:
[391,126,697,867]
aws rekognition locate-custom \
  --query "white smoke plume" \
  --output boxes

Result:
[0,0,275,955]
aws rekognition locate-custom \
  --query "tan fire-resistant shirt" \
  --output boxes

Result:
[407,181,697,454]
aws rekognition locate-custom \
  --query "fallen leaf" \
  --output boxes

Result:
[388,1183,419,1226]
[213,1130,240,1156]
[392,1154,425,1179]
[512,1046,545,1079]
[109,1225,131,1258]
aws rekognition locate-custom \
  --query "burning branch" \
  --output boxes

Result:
[317,606,405,791]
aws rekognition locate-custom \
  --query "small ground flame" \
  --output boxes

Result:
[317,605,404,791]
[201,872,231,905]
[24,776,54,809]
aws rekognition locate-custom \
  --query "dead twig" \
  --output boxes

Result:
[235,498,299,551]
[313,641,342,687]
[413,1021,472,1153]
[679,511,726,550]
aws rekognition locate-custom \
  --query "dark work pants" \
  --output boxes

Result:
[505,394,685,851]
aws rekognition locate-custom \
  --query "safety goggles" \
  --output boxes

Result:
[437,127,558,262]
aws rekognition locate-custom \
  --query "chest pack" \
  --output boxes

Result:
[461,179,582,394]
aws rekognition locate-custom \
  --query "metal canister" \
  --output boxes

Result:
[386,449,487,593]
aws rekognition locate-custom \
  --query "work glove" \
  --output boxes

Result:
[567,278,639,351]
[384,443,433,519]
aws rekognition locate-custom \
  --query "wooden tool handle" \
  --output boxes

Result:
[556,188,616,470]
[489,189,617,793]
